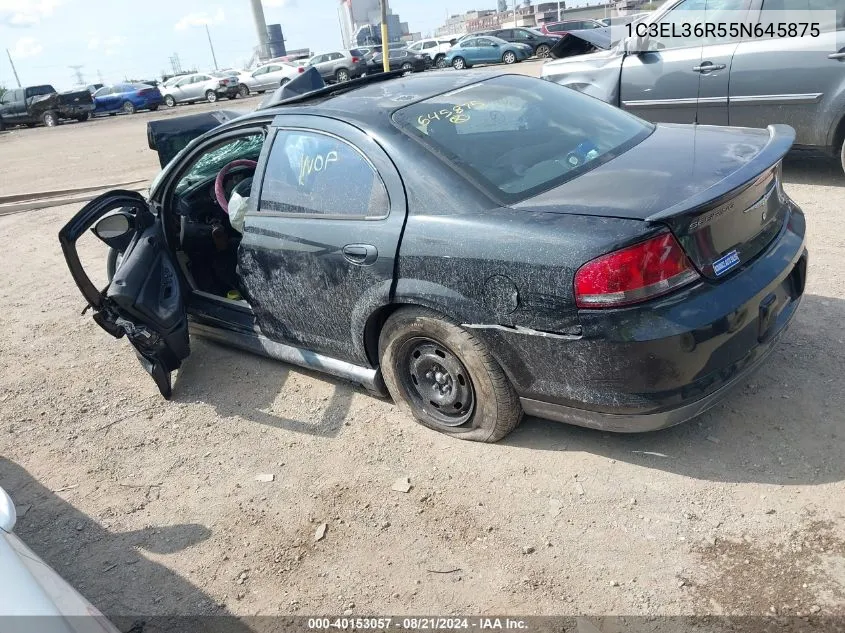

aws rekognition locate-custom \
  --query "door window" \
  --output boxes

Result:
[762,0,844,28]
[174,133,265,197]
[423,41,436,49]
[94,87,110,97]
[260,130,389,218]
[497,30,514,39]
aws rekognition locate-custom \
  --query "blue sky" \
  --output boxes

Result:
[0,0,548,89]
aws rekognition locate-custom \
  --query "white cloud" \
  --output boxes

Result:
[11,36,43,58]
[174,6,224,31]
[88,35,125,56]
[0,0,61,27]
[264,0,297,7]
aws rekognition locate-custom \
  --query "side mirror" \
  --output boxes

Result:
[93,211,134,249]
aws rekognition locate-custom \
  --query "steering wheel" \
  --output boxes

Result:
[214,159,258,214]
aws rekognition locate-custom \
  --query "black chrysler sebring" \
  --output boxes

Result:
[59,69,807,443]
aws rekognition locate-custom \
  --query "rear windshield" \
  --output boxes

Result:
[392,75,653,203]
[26,85,54,97]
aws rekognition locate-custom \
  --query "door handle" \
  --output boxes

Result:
[342,243,378,266]
[692,62,726,73]
[829,51,845,61]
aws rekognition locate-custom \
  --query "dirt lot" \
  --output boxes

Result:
[1,63,844,627]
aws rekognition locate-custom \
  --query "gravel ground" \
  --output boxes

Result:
[0,63,843,626]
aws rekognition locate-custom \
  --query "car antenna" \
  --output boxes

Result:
[257,66,407,110]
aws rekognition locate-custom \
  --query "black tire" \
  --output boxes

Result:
[164,95,176,107]
[335,68,350,82]
[502,51,517,64]
[434,54,447,69]
[401,62,414,72]
[535,43,552,58]
[75,112,90,122]
[238,84,250,98]
[148,104,159,111]
[379,307,523,443]
[280,78,290,88]
[840,142,845,176]
[0,118,6,132]
[41,111,58,127]
[121,101,136,115]
[452,56,466,70]
[205,90,218,103]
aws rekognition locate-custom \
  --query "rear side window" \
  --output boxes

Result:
[260,130,389,218]
[392,75,652,203]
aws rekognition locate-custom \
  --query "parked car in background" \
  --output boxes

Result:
[307,49,368,83]
[92,83,163,115]
[0,84,94,129]
[446,35,532,69]
[0,487,121,632]
[541,18,604,35]
[597,13,650,27]
[237,62,303,96]
[406,38,455,68]
[467,27,561,58]
[160,73,237,106]
[368,48,429,74]
[542,0,845,172]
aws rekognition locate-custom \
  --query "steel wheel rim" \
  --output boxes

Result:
[397,337,475,428]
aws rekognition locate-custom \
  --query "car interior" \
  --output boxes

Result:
[168,132,264,302]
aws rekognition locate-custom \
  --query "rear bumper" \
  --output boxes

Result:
[475,203,807,432]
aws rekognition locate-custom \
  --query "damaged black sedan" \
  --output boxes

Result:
[59,70,807,443]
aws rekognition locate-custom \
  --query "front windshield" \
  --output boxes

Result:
[392,75,652,202]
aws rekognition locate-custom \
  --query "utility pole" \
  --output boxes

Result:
[6,49,21,87]
[512,0,517,27]
[205,24,219,70]
[380,0,390,73]
[249,0,269,61]
[69,65,85,86]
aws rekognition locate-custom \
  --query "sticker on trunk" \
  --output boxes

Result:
[713,250,741,276]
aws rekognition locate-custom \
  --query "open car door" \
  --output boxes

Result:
[58,190,189,399]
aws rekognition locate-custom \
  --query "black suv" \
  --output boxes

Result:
[471,27,560,58]
[0,84,95,130]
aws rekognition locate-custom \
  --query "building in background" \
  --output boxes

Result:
[338,0,412,48]
[434,0,652,37]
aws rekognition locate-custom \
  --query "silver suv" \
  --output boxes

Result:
[307,49,368,83]
[542,0,845,171]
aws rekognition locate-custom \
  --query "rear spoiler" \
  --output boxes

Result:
[646,124,795,222]
[146,110,244,168]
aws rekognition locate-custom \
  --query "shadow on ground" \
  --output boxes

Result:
[503,294,844,486]
[0,459,254,633]
[172,337,360,438]
[781,152,843,186]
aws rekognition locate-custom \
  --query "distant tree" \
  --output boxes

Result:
[498,0,508,12]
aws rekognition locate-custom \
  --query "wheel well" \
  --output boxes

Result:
[363,303,440,367]
[833,114,845,154]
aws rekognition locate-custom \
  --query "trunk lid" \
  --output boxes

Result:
[513,123,795,279]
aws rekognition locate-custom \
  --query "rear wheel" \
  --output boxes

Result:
[535,43,552,58]
[75,113,90,122]
[434,54,447,69]
[379,307,523,443]
[401,62,414,72]
[840,142,845,176]
[238,84,250,97]
[41,111,58,127]
[205,90,217,103]
[164,95,176,107]
[502,51,517,64]
[122,101,136,115]
[335,68,350,82]
[452,56,466,70]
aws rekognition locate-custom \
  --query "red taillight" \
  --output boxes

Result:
[574,232,699,309]
[297,66,304,73]
[351,56,360,63]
